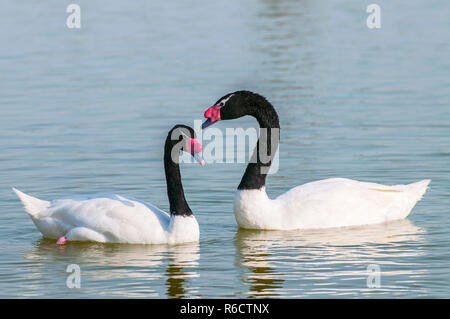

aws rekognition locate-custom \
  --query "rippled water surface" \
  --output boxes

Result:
[0,0,449,298]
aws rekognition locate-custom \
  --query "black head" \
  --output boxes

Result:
[216,91,254,120]
[166,125,204,166]
[201,91,277,129]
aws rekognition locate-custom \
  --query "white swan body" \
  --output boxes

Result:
[202,91,431,231]
[234,178,430,230]
[13,189,200,244]
[13,125,205,244]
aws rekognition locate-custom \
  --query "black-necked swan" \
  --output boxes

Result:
[201,90,430,230]
[13,125,205,244]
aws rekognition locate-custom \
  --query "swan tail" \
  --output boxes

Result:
[406,179,431,202]
[374,179,431,221]
[395,179,431,219]
[12,188,50,218]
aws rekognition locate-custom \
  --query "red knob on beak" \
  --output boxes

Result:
[202,105,221,129]
[185,138,205,166]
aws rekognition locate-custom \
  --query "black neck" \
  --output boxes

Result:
[237,93,280,190]
[164,139,193,216]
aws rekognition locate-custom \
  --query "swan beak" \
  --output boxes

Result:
[194,153,206,166]
[202,105,221,129]
[201,118,214,129]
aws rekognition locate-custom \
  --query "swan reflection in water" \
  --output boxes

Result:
[164,243,200,299]
[234,219,427,298]
[24,240,200,298]
[23,220,426,298]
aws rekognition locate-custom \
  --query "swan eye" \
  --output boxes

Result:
[218,94,234,107]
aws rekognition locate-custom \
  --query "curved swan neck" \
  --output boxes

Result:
[238,93,280,190]
[163,139,193,216]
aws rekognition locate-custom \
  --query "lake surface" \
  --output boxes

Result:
[0,0,449,298]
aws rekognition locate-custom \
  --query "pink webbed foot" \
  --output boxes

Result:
[56,236,67,245]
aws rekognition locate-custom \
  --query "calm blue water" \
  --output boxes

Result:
[0,0,449,298]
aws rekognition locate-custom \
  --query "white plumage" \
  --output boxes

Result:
[234,178,430,230]
[202,91,431,231]
[12,190,200,244]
